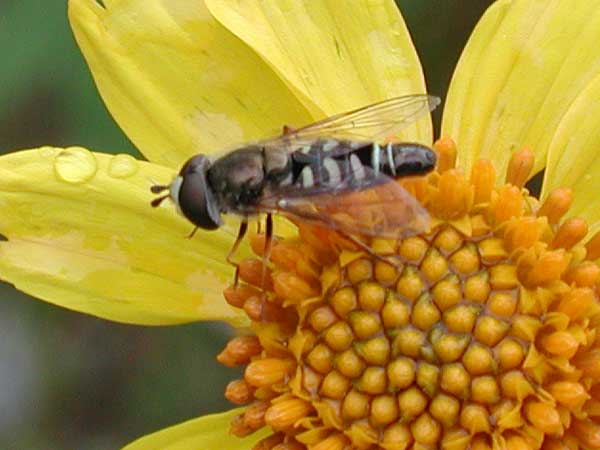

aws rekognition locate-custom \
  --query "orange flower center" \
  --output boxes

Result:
[218,140,600,450]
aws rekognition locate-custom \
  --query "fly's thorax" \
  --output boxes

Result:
[263,146,293,186]
[207,146,267,212]
[171,154,222,230]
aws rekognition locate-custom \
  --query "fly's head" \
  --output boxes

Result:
[151,154,223,230]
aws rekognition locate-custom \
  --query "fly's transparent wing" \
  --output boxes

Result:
[254,167,429,238]
[259,94,440,149]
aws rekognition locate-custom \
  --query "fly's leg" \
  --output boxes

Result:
[227,219,249,286]
[261,213,274,292]
[187,227,199,239]
[336,229,399,267]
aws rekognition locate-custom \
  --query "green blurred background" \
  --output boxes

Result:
[0,1,493,448]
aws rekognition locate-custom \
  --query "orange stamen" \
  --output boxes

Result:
[471,159,496,204]
[550,217,588,249]
[433,137,457,172]
[505,146,534,188]
[537,187,573,224]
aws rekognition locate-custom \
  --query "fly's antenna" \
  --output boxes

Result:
[151,194,169,208]
[150,180,170,208]
[150,184,169,194]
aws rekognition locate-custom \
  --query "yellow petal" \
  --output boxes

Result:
[443,0,600,178]
[68,0,312,167]
[0,147,248,326]
[542,74,600,233]
[123,408,268,450]
[206,0,433,144]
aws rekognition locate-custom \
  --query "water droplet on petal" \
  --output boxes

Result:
[54,147,97,184]
[108,154,138,178]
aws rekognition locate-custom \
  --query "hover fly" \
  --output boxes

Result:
[151,94,440,275]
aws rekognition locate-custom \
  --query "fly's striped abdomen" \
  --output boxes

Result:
[290,140,361,188]
[289,140,436,189]
[356,142,436,178]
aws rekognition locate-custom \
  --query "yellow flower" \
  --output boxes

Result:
[2,0,600,449]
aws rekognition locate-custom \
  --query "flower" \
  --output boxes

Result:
[1,0,600,449]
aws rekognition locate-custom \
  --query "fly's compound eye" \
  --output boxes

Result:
[150,155,222,230]
[177,155,223,230]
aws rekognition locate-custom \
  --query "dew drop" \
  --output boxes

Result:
[108,153,138,178]
[53,147,97,184]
